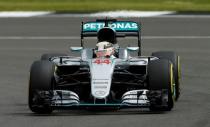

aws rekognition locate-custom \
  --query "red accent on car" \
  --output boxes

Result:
[93,59,111,64]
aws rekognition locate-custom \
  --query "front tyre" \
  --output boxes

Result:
[28,61,55,114]
[148,59,175,111]
[152,51,181,101]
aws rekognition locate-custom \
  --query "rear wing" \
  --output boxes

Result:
[80,19,142,55]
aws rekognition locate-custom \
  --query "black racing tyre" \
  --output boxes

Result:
[148,59,175,111]
[152,51,181,101]
[28,60,55,114]
[41,53,67,61]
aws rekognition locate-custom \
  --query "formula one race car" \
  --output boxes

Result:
[28,19,181,113]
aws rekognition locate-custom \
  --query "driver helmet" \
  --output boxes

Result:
[97,27,116,44]
[95,41,115,57]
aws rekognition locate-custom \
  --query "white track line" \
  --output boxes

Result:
[0,11,52,17]
[32,14,210,18]
[89,11,175,17]
[45,11,175,18]
[143,36,210,39]
[0,11,174,18]
[0,36,210,40]
[1,11,210,18]
[0,36,79,40]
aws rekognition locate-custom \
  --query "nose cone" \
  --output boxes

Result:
[90,58,115,99]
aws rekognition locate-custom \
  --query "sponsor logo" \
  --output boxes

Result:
[92,79,109,84]
[92,79,109,80]
[93,79,109,88]
[93,81,108,84]
[94,85,108,89]
[95,91,106,96]
[83,22,138,31]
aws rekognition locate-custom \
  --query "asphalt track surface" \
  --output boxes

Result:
[0,16,210,127]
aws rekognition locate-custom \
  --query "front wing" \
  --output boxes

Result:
[32,89,169,109]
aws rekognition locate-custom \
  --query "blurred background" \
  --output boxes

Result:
[0,1,210,127]
[0,0,210,12]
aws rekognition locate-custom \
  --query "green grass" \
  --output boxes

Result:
[0,0,210,12]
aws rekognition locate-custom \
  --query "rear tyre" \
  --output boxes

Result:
[41,53,67,61]
[148,59,175,111]
[28,60,55,114]
[152,51,181,101]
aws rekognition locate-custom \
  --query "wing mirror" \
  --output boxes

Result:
[70,47,83,52]
[127,47,139,51]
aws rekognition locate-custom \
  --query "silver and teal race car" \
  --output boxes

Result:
[28,19,181,113]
